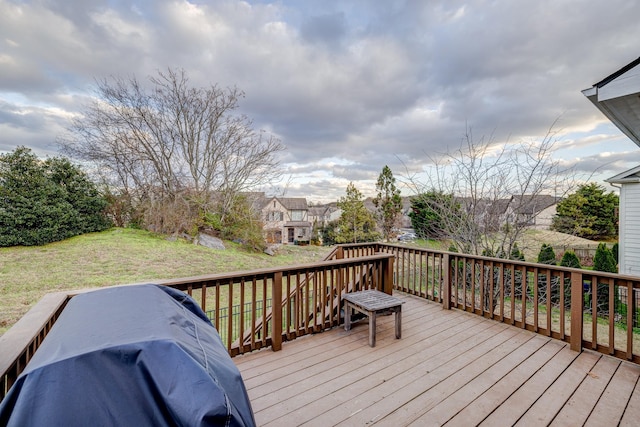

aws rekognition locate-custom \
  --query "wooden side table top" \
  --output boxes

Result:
[342,289,404,311]
[342,290,404,347]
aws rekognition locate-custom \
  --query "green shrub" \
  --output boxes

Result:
[594,243,616,273]
[510,243,525,261]
[590,243,617,314]
[0,147,111,246]
[202,195,265,251]
[537,243,556,265]
[560,251,581,269]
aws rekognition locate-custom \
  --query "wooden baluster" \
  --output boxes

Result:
[442,253,451,310]
[271,272,283,351]
[570,271,583,353]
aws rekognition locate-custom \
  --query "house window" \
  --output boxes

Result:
[291,210,304,221]
[266,211,283,221]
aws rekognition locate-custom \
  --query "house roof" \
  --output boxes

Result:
[582,57,640,147]
[451,195,559,216]
[278,198,308,210]
[510,194,561,215]
[307,206,324,215]
[308,205,335,217]
[261,197,309,210]
[453,196,511,215]
[605,164,640,184]
[593,57,640,88]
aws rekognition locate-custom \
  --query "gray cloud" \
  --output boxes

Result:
[2,0,640,202]
[300,12,347,48]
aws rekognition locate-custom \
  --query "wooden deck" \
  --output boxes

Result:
[233,292,640,426]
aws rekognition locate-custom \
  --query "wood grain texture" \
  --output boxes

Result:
[233,292,640,427]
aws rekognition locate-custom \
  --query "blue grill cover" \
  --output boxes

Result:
[0,284,255,426]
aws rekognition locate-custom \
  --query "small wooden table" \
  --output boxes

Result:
[342,290,404,347]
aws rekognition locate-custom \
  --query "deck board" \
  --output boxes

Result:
[312,324,516,426]
[445,339,565,427]
[514,350,601,426]
[584,362,640,427]
[551,355,620,426]
[232,292,640,426]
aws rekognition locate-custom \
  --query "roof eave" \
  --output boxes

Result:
[582,89,640,147]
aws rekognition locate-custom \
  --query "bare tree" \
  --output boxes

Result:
[407,121,579,257]
[60,68,284,234]
[406,121,584,319]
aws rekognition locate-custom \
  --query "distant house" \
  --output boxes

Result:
[583,57,640,276]
[308,203,341,243]
[509,194,561,229]
[399,198,413,228]
[477,198,512,232]
[261,197,312,244]
[308,203,340,227]
[453,195,559,232]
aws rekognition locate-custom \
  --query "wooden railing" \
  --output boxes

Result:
[0,292,69,402]
[3,241,640,402]
[0,252,394,400]
[370,243,640,363]
[156,253,394,356]
[309,241,640,363]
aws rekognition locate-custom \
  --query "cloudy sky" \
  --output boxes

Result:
[2,0,640,202]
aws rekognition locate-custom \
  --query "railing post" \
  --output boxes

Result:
[442,253,451,310]
[271,272,283,352]
[381,255,394,295]
[570,271,583,353]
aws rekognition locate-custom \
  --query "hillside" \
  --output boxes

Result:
[0,228,332,335]
[519,229,601,261]
[0,227,605,336]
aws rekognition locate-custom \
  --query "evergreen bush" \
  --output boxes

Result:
[0,147,110,246]
[594,243,617,273]
[510,243,525,261]
[560,251,581,269]
[537,243,556,265]
[590,243,617,314]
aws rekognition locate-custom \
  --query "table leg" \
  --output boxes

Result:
[395,306,401,339]
[344,301,351,331]
[369,310,376,347]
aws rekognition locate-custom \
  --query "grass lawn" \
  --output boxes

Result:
[405,229,600,262]
[0,228,333,336]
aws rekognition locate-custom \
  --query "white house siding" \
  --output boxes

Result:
[531,204,557,230]
[620,183,640,276]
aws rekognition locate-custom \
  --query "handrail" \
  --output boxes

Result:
[233,243,395,348]
[0,292,69,400]
[3,241,640,402]
[378,243,640,363]
[236,243,346,348]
